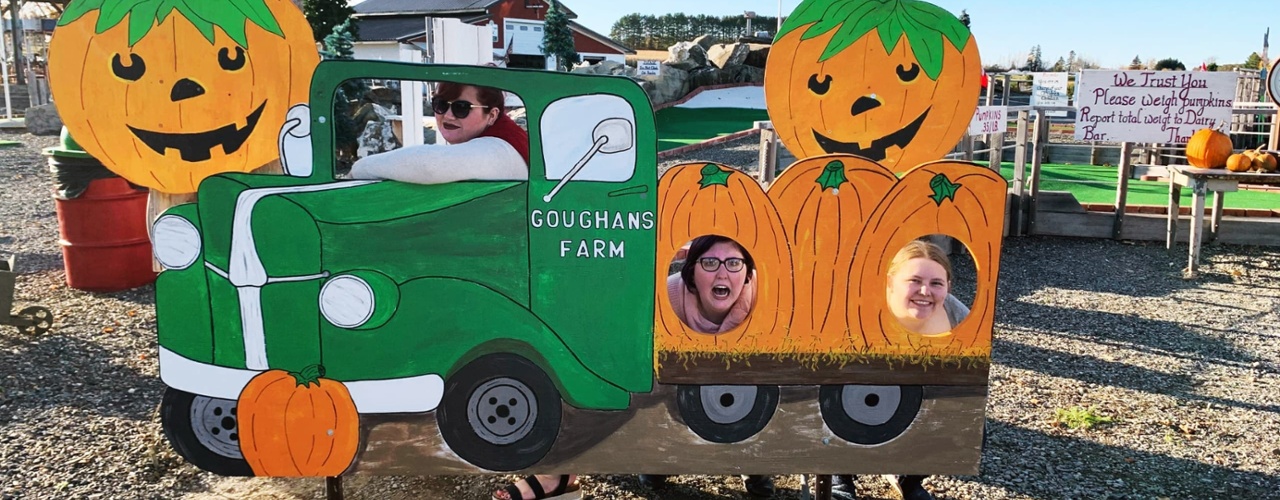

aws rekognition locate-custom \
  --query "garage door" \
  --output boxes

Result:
[504,19,544,56]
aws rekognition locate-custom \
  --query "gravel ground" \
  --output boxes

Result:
[2,131,1278,499]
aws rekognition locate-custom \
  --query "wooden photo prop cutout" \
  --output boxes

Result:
[764,0,981,172]
[49,0,320,194]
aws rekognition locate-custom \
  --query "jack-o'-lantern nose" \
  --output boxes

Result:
[170,78,206,102]
[850,95,881,117]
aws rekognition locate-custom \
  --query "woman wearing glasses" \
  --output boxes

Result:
[351,81,529,183]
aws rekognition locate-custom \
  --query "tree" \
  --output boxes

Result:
[958,9,970,28]
[1021,45,1044,72]
[320,19,365,166]
[303,0,356,42]
[1050,57,1066,72]
[1245,52,1263,69]
[1129,55,1143,70]
[542,0,579,71]
[1066,50,1076,72]
[1154,58,1185,71]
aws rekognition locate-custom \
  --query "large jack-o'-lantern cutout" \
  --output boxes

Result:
[49,0,319,194]
[765,0,981,172]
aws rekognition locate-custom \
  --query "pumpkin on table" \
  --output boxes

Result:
[237,365,360,477]
[48,0,319,194]
[1185,128,1232,169]
[764,0,982,173]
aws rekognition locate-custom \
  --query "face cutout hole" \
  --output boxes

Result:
[884,235,977,335]
[668,235,757,334]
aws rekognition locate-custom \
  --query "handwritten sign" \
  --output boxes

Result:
[636,60,661,77]
[969,106,1008,135]
[1032,72,1069,117]
[1074,70,1237,143]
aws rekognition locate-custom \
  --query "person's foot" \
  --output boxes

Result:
[830,475,857,500]
[886,475,933,500]
[493,474,579,500]
[742,475,775,498]
[638,474,668,489]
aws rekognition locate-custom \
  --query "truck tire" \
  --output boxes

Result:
[819,384,922,445]
[437,353,561,471]
[160,388,253,476]
[676,384,779,443]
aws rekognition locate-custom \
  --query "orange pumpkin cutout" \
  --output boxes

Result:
[766,155,896,340]
[655,163,794,353]
[845,161,1006,358]
[49,0,319,194]
[237,365,360,477]
[765,0,981,173]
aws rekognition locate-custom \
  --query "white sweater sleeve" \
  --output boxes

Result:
[349,137,528,184]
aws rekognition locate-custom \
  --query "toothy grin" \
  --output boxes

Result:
[712,285,731,299]
[812,108,930,161]
[129,102,267,162]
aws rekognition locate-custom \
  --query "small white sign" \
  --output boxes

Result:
[1032,72,1070,117]
[636,60,661,77]
[1074,70,1237,143]
[969,106,1008,135]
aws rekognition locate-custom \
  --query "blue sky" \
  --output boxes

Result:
[569,0,1276,70]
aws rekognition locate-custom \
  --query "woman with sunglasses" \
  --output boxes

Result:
[351,81,530,183]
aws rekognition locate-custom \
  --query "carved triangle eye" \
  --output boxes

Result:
[808,73,832,95]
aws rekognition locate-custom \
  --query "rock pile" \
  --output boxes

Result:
[571,35,770,107]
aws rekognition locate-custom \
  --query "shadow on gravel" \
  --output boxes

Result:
[0,332,163,422]
[994,337,1278,415]
[978,420,1278,498]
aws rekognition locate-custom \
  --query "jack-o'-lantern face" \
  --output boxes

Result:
[765,0,981,172]
[49,0,319,193]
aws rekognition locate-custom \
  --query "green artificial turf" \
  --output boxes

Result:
[655,106,770,152]
[0,140,20,148]
[982,161,1280,210]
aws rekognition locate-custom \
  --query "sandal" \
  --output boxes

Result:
[493,475,582,500]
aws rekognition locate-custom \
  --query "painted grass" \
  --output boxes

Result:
[655,106,770,152]
[983,161,1280,210]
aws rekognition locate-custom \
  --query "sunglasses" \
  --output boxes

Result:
[697,257,745,273]
[431,97,492,119]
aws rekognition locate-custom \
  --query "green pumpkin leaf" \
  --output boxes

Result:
[929,173,961,205]
[698,163,732,188]
[64,0,284,48]
[815,160,849,191]
[228,0,284,38]
[126,0,162,46]
[58,0,106,26]
[95,0,135,34]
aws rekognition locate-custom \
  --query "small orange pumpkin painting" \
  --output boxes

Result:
[49,0,320,194]
[765,0,982,173]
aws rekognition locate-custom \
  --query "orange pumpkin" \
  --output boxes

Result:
[764,0,981,173]
[237,365,360,476]
[49,0,319,194]
[655,163,794,352]
[845,161,1006,357]
[766,155,896,340]
[1185,128,1232,169]
[1225,153,1253,172]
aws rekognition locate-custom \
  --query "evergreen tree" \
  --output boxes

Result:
[321,20,365,166]
[1154,58,1185,71]
[542,1,579,71]
[304,0,356,42]
[1021,45,1044,72]
[1051,57,1066,72]
[1245,52,1263,69]
[958,9,970,28]
[1129,55,1143,69]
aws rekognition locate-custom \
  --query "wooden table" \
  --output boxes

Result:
[1165,165,1280,277]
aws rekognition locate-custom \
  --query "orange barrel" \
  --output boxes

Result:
[46,130,156,292]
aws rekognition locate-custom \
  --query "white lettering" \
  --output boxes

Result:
[641,211,655,230]
[612,213,624,229]
[593,240,606,258]
[595,211,608,228]
[609,241,624,258]
[531,210,543,228]
[576,240,589,257]
[559,240,571,257]
[628,212,641,229]
[579,211,592,229]
[546,210,559,228]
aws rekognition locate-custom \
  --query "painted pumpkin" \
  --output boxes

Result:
[845,161,1006,357]
[237,365,360,476]
[766,155,896,340]
[1185,128,1232,169]
[655,163,794,352]
[765,0,981,172]
[49,0,319,194]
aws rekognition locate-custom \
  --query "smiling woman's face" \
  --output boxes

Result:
[693,241,749,322]
[886,257,949,323]
[437,85,498,145]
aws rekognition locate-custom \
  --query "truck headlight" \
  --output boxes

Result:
[320,271,399,329]
[152,215,201,270]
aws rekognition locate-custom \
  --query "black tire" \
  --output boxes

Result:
[676,384,779,443]
[160,388,253,476]
[436,353,561,471]
[16,306,52,335]
[819,384,922,445]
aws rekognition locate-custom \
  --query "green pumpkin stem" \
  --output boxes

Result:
[289,364,325,388]
[929,173,961,205]
[815,160,849,192]
[698,164,732,188]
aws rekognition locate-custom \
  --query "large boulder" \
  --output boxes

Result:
[744,44,771,68]
[355,103,399,158]
[692,35,716,51]
[646,64,689,105]
[687,66,732,89]
[665,41,707,71]
[729,64,766,84]
[706,43,751,69]
[24,104,62,136]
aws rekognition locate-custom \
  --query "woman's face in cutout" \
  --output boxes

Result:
[886,257,950,322]
[693,241,749,320]
[437,85,497,145]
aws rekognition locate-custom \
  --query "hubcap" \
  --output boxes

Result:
[190,396,243,459]
[840,385,901,426]
[699,385,758,424]
[467,377,538,445]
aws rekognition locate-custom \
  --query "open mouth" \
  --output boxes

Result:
[711,285,732,299]
[129,102,267,162]
[812,108,930,161]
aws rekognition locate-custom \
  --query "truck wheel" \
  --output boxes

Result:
[819,384,922,445]
[676,384,779,443]
[437,353,561,471]
[160,388,253,476]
